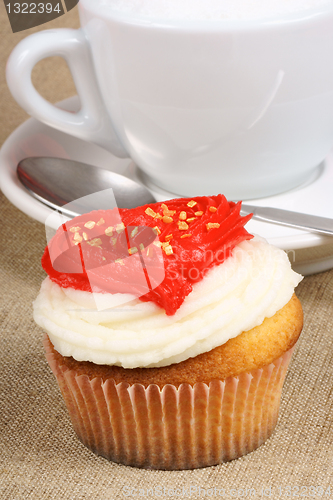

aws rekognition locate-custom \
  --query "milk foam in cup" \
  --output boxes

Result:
[6,0,333,199]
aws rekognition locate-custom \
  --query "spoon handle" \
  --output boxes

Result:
[241,204,333,236]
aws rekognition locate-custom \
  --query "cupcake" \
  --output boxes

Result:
[34,194,303,469]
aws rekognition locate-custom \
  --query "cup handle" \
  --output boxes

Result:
[6,28,128,158]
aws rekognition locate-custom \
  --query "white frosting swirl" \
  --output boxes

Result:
[33,237,302,368]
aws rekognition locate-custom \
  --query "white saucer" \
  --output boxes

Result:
[1,96,333,275]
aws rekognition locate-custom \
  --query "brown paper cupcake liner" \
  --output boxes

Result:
[44,337,295,470]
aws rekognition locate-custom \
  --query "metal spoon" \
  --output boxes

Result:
[17,157,333,236]
[17,157,156,216]
[240,204,333,237]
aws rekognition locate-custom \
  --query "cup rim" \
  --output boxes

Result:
[78,0,333,30]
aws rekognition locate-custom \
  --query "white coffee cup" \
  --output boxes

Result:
[6,0,333,199]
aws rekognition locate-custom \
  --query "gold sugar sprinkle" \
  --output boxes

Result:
[206,223,220,230]
[161,203,169,212]
[139,243,145,251]
[153,226,161,235]
[131,227,139,237]
[153,241,162,247]
[82,232,88,241]
[147,247,156,258]
[73,232,82,242]
[105,226,113,236]
[180,233,192,239]
[178,221,189,230]
[179,211,187,220]
[115,259,124,265]
[111,237,117,246]
[84,221,96,229]
[96,218,105,226]
[116,223,125,233]
[165,234,173,241]
[187,200,197,207]
[209,206,217,213]
[70,226,81,232]
[145,207,156,218]
[128,247,138,255]
[154,213,163,220]
[161,204,176,216]
[162,216,173,223]
[87,238,102,247]
[102,257,106,261]
[164,245,173,255]
[195,211,203,216]
[186,217,196,222]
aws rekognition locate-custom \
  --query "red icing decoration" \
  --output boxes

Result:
[42,195,253,315]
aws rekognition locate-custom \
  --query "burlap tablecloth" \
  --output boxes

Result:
[1,4,333,499]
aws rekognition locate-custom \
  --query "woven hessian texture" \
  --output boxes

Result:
[1,4,333,498]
